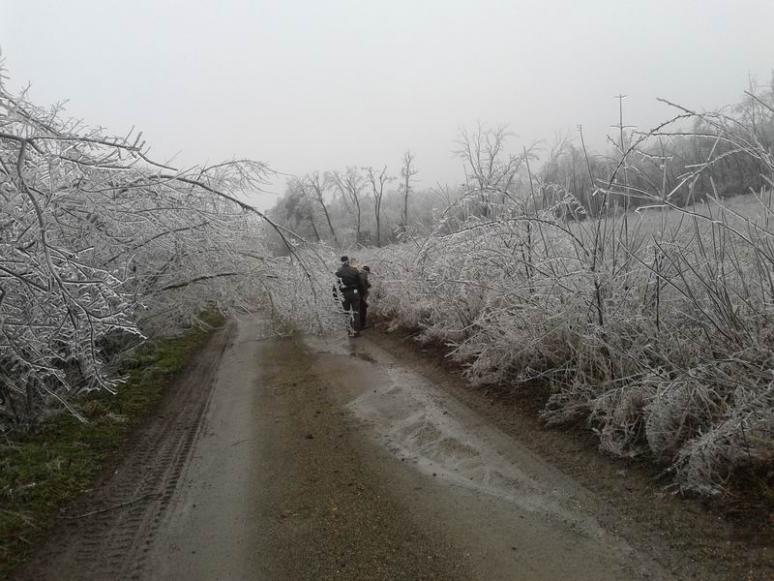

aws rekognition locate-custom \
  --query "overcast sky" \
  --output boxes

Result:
[2,0,773,208]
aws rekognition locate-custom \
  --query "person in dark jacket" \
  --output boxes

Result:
[358,265,371,329]
[335,256,362,336]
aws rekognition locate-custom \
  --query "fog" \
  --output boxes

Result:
[1,0,772,208]
[4,3,774,566]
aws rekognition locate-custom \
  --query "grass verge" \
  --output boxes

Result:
[0,312,224,579]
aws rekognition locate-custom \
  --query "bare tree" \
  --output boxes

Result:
[305,171,339,246]
[454,123,522,217]
[329,167,367,245]
[365,165,394,247]
[399,150,418,233]
[279,177,322,242]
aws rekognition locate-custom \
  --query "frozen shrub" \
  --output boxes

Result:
[0,78,278,427]
[357,180,774,493]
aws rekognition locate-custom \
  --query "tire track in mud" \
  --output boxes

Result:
[15,323,234,581]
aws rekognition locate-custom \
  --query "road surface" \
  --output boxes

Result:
[18,315,745,580]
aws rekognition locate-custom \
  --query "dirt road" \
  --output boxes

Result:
[15,316,768,580]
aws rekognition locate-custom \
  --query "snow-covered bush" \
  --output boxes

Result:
[365,196,774,493]
[360,99,774,493]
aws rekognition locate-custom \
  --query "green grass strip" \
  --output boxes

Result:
[0,313,224,578]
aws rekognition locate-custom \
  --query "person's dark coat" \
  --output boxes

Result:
[335,264,362,291]
[336,263,362,334]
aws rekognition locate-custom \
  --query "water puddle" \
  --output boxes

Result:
[304,333,611,540]
[352,361,616,542]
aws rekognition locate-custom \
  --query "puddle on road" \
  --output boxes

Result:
[304,334,609,541]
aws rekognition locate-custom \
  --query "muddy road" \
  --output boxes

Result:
[15,316,770,580]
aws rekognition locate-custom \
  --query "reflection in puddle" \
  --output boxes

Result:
[303,333,378,363]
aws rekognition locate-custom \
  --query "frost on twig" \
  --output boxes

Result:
[0,77,281,428]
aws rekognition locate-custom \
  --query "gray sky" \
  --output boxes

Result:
[2,0,773,208]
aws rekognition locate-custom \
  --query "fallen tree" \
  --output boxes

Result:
[0,77,282,428]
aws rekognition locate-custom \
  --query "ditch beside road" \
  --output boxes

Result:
[15,315,772,580]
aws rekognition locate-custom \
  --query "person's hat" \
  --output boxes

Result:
[340,255,349,263]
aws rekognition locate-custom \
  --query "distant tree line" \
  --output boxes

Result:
[268,80,774,249]
[267,152,431,253]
